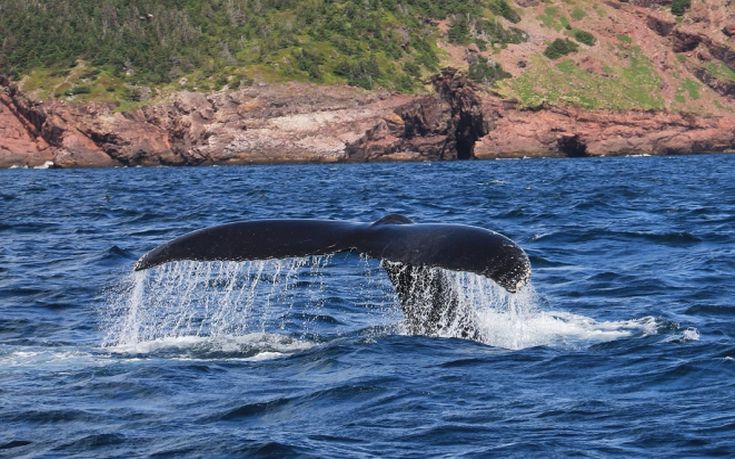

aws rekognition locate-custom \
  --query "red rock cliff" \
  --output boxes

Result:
[2,71,734,168]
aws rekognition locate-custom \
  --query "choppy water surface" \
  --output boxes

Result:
[2,155,734,457]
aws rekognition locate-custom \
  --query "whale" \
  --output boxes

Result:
[134,214,531,338]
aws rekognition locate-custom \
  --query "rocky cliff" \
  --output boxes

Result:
[0,77,412,167]
[2,69,735,168]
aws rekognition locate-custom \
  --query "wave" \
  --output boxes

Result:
[108,333,317,361]
[662,327,701,343]
[33,161,56,170]
[476,311,659,350]
[0,333,316,369]
[530,228,702,245]
[0,347,104,369]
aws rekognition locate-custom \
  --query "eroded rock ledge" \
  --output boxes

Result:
[478,98,735,158]
[1,71,734,168]
[346,69,488,161]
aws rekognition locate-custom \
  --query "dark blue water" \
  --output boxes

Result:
[2,155,734,457]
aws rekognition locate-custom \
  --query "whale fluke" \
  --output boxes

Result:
[134,215,530,339]
[134,214,530,293]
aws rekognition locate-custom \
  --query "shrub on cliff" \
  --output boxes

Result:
[573,30,596,46]
[448,15,528,47]
[63,86,91,97]
[671,0,691,16]
[544,39,579,59]
[488,0,521,24]
[481,20,528,45]
[334,56,383,90]
[448,15,472,45]
[468,57,511,86]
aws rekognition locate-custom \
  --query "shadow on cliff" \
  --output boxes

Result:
[346,68,489,162]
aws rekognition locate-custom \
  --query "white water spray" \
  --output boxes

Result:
[103,256,660,353]
[389,269,655,349]
[103,257,333,348]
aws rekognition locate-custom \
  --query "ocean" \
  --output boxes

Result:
[1,155,734,457]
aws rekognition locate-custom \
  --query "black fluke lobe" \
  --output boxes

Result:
[134,215,531,336]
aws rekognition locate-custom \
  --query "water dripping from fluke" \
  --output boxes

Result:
[101,257,336,357]
[101,256,661,355]
[395,270,659,350]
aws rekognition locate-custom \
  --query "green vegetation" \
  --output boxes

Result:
[671,0,691,16]
[1,0,526,99]
[468,56,511,86]
[682,78,700,99]
[488,0,521,24]
[573,30,597,46]
[538,4,594,48]
[539,6,562,31]
[703,62,735,82]
[618,34,633,45]
[571,7,586,21]
[501,46,664,110]
[2,0,727,116]
[674,78,700,104]
[538,4,580,32]
[448,14,527,48]
[544,39,579,59]
[17,63,149,110]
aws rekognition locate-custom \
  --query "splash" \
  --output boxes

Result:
[110,333,316,360]
[103,257,661,353]
[103,257,335,348]
[393,269,660,350]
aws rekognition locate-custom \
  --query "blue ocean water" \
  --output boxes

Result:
[1,155,734,457]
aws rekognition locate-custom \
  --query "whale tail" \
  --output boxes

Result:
[133,214,530,337]
[134,214,530,293]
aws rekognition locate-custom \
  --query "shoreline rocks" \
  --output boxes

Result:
[2,72,735,168]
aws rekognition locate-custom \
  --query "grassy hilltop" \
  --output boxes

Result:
[0,0,495,95]
[1,0,733,113]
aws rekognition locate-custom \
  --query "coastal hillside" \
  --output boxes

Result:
[1,0,735,167]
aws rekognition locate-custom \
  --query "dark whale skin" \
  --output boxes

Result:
[134,214,530,293]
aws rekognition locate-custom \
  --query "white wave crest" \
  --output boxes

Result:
[662,327,701,343]
[33,160,55,169]
[109,332,316,360]
[477,311,658,350]
[0,347,102,369]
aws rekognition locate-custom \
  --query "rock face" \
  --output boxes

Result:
[477,98,735,158]
[0,93,53,167]
[624,0,673,6]
[646,14,677,37]
[1,70,735,168]
[145,84,411,165]
[346,69,488,161]
[694,68,735,98]
[0,78,411,167]
[641,9,735,102]
[0,77,121,168]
